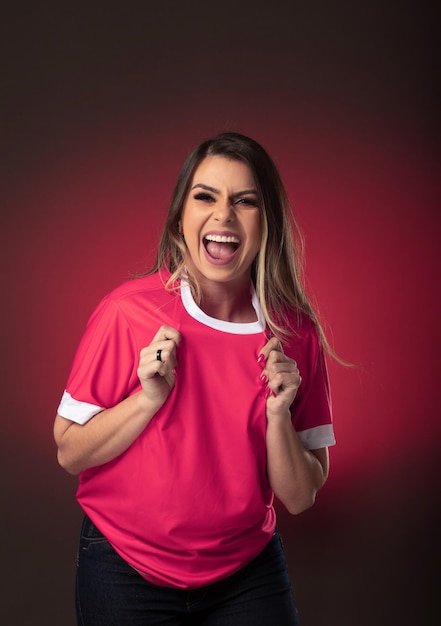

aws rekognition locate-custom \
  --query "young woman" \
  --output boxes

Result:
[54,132,335,625]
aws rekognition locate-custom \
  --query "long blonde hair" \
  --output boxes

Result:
[148,132,333,353]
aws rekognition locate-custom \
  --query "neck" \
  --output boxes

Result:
[192,277,257,323]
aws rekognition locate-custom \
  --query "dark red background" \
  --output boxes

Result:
[1,2,439,624]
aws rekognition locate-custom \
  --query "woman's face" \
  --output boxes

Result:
[180,156,262,289]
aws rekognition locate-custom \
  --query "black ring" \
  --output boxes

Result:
[156,349,163,362]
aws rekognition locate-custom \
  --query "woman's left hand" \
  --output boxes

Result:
[259,337,302,420]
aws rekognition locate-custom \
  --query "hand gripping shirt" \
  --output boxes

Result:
[57,271,335,588]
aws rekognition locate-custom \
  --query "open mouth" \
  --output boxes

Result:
[203,234,240,261]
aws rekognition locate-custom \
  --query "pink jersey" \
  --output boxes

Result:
[57,271,335,588]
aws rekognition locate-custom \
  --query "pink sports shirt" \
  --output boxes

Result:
[57,271,335,588]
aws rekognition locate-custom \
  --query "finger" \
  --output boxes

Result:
[261,354,301,399]
[151,325,182,345]
[261,349,295,379]
[150,340,179,367]
[140,326,181,367]
[140,344,178,374]
[268,369,302,392]
[138,340,179,381]
[257,337,282,365]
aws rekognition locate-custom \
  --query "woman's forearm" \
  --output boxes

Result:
[266,412,328,515]
[54,391,162,475]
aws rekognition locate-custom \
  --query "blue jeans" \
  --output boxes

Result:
[76,515,299,625]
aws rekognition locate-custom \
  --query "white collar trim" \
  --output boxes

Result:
[180,279,266,335]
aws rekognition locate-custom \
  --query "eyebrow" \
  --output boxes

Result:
[191,183,258,197]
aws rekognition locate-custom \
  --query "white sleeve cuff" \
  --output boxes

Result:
[57,390,104,425]
[297,424,336,449]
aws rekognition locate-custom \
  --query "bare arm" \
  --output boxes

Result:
[260,338,329,515]
[54,326,181,475]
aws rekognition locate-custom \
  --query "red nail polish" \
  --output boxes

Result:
[257,354,266,367]
[259,373,267,385]
[264,386,271,399]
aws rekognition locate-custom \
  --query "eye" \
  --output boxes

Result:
[235,196,259,207]
[194,192,215,202]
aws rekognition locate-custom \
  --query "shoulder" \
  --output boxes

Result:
[86,270,181,334]
[100,270,176,312]
[280,309,322,366]
[283,309,319,343]
[106,271,171,301]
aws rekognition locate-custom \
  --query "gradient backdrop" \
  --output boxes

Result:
[1,2,439,625]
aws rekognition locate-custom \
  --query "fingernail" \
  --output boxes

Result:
[259,373,267,385]
[264,386,271,399]
[257,353,266,366]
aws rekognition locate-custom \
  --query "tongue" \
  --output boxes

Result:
[206,241,237,259]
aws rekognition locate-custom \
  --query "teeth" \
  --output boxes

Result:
[205,234,240,244]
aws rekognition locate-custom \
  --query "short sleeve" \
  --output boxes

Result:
[57,297,139,424]
[287,324,336,450]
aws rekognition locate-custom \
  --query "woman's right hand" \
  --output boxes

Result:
[137,325,181,408]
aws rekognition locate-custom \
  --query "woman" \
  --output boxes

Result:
[54,132,336,625]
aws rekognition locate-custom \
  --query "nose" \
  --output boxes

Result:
[213,199,234,223]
